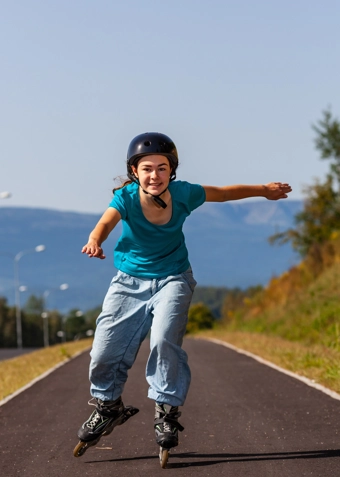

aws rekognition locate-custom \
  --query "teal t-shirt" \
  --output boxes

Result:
[108,180,206,278]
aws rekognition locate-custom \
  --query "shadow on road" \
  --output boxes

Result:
[84,448,340,468]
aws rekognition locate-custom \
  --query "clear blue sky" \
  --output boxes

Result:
[1,0,340,213]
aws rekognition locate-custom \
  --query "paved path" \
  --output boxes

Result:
[1,338,339,476]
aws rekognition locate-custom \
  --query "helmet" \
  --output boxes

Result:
[126,132,178,182]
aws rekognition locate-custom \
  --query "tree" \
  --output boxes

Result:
[270,109,340,259]
[313,109,340,188]
[64,309,88,340]
[0,298,16,347]
[24,295,44,315]
[186,303,215,334]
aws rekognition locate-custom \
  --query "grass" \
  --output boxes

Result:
[0,339,92,401]
[198,329,340,394]
[242,263,340,347]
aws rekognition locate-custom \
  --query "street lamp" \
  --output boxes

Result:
[0,191,11,199]
[42,283,69,347]
[14,245,46,348]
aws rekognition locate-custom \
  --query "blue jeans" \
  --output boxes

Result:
[89,268,197,407]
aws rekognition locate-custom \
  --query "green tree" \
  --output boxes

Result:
[24,295,44,315]
[270,176,340,255]
[85,306,101,331]
[64,309,88,340]
[22,311,43,347]
[21,295,63,346]
[186,303,215,334]
[0,298,16,347]
[313,108,340,187]
[270,109,340,259]
[46,310,63,345]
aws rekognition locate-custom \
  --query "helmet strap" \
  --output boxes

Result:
[142,187,168,209]
[132,174,169,209]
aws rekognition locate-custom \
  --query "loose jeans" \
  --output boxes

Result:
[89,268,197,407]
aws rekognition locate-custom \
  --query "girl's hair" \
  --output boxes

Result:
[112,178,132,195]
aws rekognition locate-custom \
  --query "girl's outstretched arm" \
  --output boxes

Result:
[203,182,292,202]
[82,207,122,259]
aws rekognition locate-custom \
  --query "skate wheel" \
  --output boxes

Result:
[159,447,169,468]
[73,440,88,457]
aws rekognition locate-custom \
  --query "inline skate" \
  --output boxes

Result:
[73,396,139,457]
[154,403,184,468]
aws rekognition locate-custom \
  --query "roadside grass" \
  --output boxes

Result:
[197,329,340,394]
[0,339,92,401]
[231,263,340,349]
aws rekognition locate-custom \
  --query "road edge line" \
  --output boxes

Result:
[202,337,340,402]
[0,348,91,407]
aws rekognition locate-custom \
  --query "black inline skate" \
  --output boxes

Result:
[73,396,139,457]
[154,403,184,468]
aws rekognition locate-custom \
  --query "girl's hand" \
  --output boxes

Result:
[81,208,121,259]
[82,241,106,259]
[264,182,292,200]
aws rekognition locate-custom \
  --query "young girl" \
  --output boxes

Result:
[73,132,292,462]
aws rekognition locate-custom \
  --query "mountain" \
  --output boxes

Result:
[0,201,301,312]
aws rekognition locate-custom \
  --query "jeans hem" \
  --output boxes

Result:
[147,390,186,407]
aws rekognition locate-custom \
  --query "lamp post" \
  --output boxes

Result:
[42,283,69,347]
[14,245,46,348]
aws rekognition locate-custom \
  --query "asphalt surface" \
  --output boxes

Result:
[1,338,340,476]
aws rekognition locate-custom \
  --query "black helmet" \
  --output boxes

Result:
[126,132,178,182]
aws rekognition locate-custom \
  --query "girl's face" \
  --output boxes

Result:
[132,155,171,195]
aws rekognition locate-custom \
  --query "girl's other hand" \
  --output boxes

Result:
[264,182,292,200]
[81,242,106,259]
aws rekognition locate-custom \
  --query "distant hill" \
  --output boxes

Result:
[0,201,301,312]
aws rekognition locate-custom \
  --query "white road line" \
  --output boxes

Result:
[0,348,90,407]
[202,337,340,402]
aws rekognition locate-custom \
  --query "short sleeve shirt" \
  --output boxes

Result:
[108,180,206,278]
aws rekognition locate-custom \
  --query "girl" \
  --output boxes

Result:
[73,132,292,461]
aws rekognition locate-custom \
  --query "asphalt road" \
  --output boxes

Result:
[1,338,339,476]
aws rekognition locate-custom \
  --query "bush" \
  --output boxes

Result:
[186,303,215,334]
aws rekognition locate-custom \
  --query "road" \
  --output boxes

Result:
[0,338,339,476]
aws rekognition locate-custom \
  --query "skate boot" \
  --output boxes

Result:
[154,403,184,468]
[73,397,139,457]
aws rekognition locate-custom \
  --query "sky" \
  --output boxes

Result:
[1,0,340,214]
